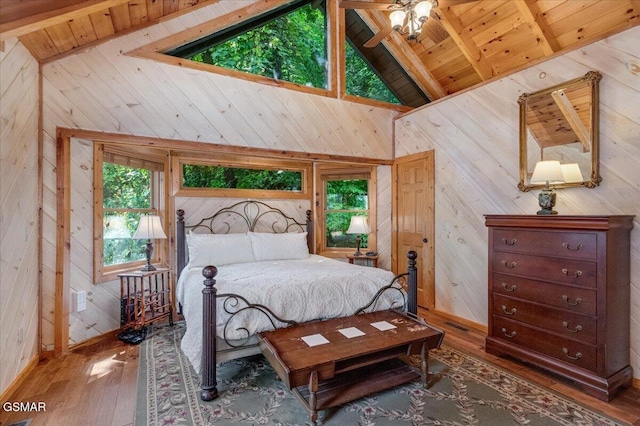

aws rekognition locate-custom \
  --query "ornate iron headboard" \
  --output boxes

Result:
[176,200,313,278]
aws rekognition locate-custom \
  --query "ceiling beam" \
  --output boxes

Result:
[358,10,447,100]
[513,0,560,56]
[550,89,590,152]
[0,0,130,42]
[434,6,494,81]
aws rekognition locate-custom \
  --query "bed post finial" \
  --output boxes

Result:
[407,251,418,315]
[201,265,219,401]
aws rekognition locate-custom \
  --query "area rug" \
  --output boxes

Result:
[136,322,626,426]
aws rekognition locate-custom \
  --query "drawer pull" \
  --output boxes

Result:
[562,321,583,333]
[501,305,516,315]
[562,295,582,306]
[501,261,517,269]
[501,283,517,292]
[561,268,582,278]
[501,328,516,338]
[502,238,517,245]
[562,242,583,251]
[562,348,583,360]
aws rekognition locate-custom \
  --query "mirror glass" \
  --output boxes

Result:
[518,71,602,191]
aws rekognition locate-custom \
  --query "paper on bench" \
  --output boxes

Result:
[301,334,329,347]
[338,327,365,338]
[370,321,396,331]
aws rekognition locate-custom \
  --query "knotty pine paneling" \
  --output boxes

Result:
[39,1,397,349]
[395,26,640,379]
[0,38,40,396]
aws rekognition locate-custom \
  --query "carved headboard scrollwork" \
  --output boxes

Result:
[176,200,313,277]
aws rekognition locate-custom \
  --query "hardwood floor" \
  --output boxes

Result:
[0,336,140,426]
[2,312,639,426]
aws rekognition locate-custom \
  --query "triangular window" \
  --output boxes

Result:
[168,1,328,89]
[166,0,420,106]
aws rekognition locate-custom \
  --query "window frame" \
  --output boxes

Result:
[173,154,312,200]
[315,164,377,257]
[93,144,168,284]
[130,1,415,111]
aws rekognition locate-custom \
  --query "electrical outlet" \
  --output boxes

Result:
[74,291,87,312]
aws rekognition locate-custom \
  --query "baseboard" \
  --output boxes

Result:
[428,308,488,334]
[0,355,39,402]
[633,377,640,389]
[68,328,120,351]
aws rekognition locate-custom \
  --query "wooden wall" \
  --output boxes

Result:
[0,38,40,394]
[395,26,640,379]
[39,1,398,349]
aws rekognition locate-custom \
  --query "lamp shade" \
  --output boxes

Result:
[390,10,406,30]
[561,163,584,183]
[530,161,565,185]
[414,1,433,21]
[346,216,371,235]
[133,215,167,240]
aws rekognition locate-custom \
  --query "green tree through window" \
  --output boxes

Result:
[102,163,151,267]
[192,3,328,88]
[346,42,400,104]
[325,179,369,248]
[172,0,400,104]
[183,164,302,191]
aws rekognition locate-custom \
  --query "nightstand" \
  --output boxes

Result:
[346,254,378,268]
[118,268,173,329]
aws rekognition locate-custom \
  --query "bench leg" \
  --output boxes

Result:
[420,343,429,387]
[308,371,318,425]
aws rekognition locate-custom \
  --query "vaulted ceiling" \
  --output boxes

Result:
[1,0,638,104]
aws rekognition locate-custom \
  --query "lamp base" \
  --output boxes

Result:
[140,264,157,272]
[140,240,156,271]
[536,208,558,215]
[537,189,558,215]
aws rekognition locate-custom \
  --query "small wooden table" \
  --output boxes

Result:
[258,310,444,424]
[346,253,378,267]
[118,268,173,329]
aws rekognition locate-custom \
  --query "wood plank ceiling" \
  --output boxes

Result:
[1,0,639,103]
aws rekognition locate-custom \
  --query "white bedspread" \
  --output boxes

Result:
[176,255,405,372]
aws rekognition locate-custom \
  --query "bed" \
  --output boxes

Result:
[176,201,419,400]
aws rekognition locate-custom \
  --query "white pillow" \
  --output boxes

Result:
[186,233,255,267]
[248,231,309,261]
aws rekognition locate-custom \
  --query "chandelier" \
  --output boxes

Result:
[389,0,436,41]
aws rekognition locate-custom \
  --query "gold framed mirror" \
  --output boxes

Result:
[518,71,602,191]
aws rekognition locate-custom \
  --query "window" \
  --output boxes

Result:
[317,165,377,256]
[183,165,302,191]
[168,0,328,89]
[345,41,400,104]
[94,145,166,283]
[175,155,311,199]
[160,0,428,106]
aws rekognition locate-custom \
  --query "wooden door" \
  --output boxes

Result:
[393,151,435,309]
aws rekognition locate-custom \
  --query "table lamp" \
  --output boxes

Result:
[133,215,167,271]
[346,216,370,256]
[530,160,565,215]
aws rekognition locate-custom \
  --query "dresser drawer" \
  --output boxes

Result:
[491,253,596,287]
[492,316,597,372]
[493,294,596,345]
[493,229,597,260]
[492,274,596,316]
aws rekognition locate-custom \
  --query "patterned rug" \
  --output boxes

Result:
[136,322,626,426]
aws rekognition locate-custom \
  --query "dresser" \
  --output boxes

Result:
[484,215,634,401]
